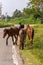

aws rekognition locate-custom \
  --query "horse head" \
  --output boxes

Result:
[24,24,34,45]
[3,29,7,38]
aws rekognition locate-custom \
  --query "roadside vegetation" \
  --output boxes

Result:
[0,0,43,27]
[0,0,43,65]
[0,17,41,27]
[20,24,43,65]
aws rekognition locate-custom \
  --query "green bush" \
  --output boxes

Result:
[0,17,41,27]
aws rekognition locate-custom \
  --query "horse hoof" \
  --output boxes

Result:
[13,43,15,45]
[15,41,17,45]
[6,44,8,46]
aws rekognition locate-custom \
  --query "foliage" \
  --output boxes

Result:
[23,7,41,18]
[0,17,41,27]
[27,0,43,19]
[28,0,43,12]
[12,9,22,18]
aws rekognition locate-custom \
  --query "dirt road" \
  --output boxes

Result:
[0,28,23,65]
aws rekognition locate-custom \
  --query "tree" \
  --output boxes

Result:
[2,15,5,19]
[28,0,43,12]
[12,9,22,18]
[23,7,41,18]
[23,8,31,16]
[27,0,43,18]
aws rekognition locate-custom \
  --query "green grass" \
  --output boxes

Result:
[0,17,41,27]
[20,24,43,65]
[0,18,43,65]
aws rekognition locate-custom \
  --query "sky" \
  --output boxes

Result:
[0,0,28,16]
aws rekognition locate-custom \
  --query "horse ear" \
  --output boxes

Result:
[28,24,29,26]
[27,24,30,27]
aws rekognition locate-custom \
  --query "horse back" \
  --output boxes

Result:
[10,27,19,35]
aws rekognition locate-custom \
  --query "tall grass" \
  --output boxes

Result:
[20,24,43,65]
[0,17,41,27]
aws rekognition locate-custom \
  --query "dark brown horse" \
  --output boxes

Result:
[3,24,24,46]
[19,24,34,50]
[3,27,20,45]
[19,29,26,49]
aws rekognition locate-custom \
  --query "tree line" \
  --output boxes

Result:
[2,0,43,23]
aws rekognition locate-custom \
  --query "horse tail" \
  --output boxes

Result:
[32,28,34,39]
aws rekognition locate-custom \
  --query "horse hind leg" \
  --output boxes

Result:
[14,35,18,45]
[19,35,25,50]
[12,36,15,45]
[19,41,24,50]
[30,30,34,45]
[6,36,9,46]
[30,39,33,45]
[30,29,34,45]
[21,42,24,50]
[32,29,34,39]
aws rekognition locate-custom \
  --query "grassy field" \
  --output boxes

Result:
[0,18,43,65]
[20,24,43,65]
[0,17,41,27]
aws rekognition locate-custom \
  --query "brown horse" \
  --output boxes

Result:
[19,24,34,50]
[3,24,24,46]
[3,27,20,45]
[19,29,26,49]
[25,24,34,44]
